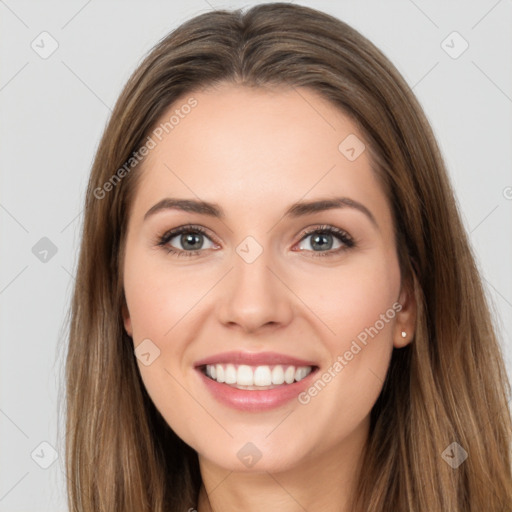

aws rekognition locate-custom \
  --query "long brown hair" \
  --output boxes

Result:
[64,3,512,510]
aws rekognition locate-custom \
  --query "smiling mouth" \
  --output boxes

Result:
[199,363,319,390]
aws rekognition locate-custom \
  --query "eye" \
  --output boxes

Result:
[295,225,355,257]
[156,225,217,257]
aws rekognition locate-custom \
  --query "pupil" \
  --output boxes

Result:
[312,233,332,251]
[182,233,202,250]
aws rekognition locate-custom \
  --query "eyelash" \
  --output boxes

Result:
[155,224,356,258]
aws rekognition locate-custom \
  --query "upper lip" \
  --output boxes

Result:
[194,351,318,368]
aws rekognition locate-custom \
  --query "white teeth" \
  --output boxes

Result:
[271,365,285,385]
[284,366,295,384]
[237,365,254,386]
[295,367,309,381]
[225,364,237,384]
[215,364,225,383]
[254,366,272,386]
[204,364,313,387]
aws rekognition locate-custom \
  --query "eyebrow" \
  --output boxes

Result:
[144,196,378,229]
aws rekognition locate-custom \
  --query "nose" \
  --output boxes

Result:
[217,245,294,333]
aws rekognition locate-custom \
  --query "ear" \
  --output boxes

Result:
[393,276,417,348]
[122,299,133,337]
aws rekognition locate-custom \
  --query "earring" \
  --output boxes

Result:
[401,331,407,338]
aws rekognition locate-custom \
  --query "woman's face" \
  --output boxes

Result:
[122,83,415,473]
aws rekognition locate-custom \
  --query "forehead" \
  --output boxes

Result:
[132,83,390,227]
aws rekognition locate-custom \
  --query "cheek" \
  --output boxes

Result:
[123,250,201,440]
[274,253,400,459]
[299,250,400,406]
[297,249,401,347]
[335,269,398,346]
[123,249,209,412]
[123,248,199,343]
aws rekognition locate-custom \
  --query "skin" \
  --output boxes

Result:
[122,82,416,512]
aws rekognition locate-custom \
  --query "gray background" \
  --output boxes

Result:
[1,1,511,510]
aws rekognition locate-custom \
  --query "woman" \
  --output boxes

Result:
[65,3,512,511]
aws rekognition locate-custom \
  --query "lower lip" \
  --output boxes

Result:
[196,367,318,412]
